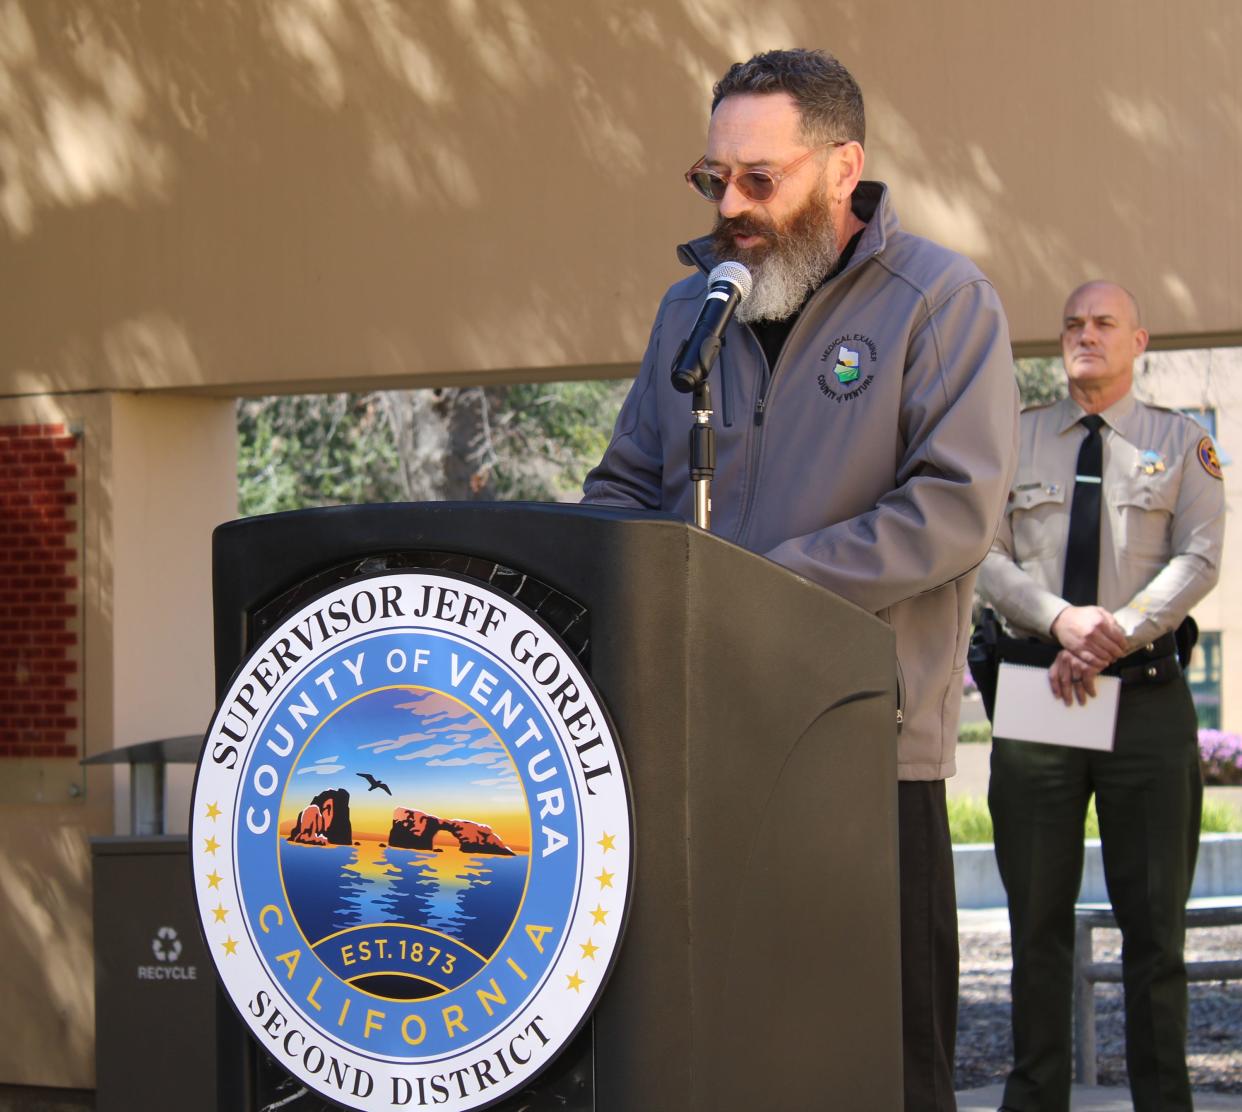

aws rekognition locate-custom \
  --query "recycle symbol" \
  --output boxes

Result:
[152,926,182,962]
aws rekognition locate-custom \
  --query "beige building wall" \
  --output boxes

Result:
[109,395,236,830]
[0,392,110,1089]
[1,0,1240,405]
[1138,347,1242,733]
[0,392,233,1087]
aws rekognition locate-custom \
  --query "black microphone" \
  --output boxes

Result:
[671,261,753,393]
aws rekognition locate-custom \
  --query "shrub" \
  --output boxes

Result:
[946,795,1240,844]
[1083,800,1100,840]
[947,796,994,845]
[958,721,992,745]
[1202,800,1242,834]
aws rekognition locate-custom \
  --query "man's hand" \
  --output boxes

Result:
[1049,649,1103,706]
[1050,605,1128,671]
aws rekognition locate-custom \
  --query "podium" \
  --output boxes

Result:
[210,502,902,1110]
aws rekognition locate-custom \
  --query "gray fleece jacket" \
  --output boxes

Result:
[583,181,1018,779]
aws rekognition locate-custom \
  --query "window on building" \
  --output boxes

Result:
[1186,630,1222,729]
[1178,406,1234,467]
[1179,407,1217,437]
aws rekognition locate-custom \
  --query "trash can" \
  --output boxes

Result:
[91,836,219,1111]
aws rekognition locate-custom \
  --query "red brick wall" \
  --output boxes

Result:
[0,424,83,759]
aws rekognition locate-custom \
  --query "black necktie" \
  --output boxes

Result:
[1062,414,1106,606]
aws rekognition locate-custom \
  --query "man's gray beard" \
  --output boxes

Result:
[736,235,839,323]
[712,193,841,324]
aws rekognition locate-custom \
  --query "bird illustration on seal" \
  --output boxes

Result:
[357,772,392,795]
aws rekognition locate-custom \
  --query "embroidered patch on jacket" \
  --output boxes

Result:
[817,334,877,403]
[833,347,860,383]
[1197,436,1224,479]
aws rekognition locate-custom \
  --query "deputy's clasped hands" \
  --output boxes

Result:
[1048,605,1129,705]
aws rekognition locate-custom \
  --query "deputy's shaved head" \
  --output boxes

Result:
[1059,279,1149,413]
[1063,280,1141,328]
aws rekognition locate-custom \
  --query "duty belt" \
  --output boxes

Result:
[997,631,1180,687]
[1106,633,1182,685]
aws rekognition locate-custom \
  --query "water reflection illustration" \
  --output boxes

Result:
[281,839,529,960]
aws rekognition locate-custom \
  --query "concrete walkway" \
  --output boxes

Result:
[957,1082,1242,1110]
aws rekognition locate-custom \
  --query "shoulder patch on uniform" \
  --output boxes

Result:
[1197,436,1224,479]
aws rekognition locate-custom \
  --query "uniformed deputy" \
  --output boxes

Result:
[978,280,1225,1112]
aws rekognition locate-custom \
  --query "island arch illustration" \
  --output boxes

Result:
[278,687,532,1003]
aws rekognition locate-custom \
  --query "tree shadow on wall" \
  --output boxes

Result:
[3,2,1236,393]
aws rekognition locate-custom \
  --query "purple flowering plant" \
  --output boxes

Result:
[1199,729,1242,786]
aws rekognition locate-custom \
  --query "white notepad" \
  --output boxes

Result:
[992,662,1120,751]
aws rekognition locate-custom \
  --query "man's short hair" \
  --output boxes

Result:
[712,49,865,148]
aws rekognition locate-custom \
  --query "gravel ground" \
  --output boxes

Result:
[956,920,1242,1094]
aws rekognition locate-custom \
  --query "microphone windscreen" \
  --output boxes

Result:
[708,260,753,302]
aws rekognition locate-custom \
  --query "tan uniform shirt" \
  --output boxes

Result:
[979,393,1224,651]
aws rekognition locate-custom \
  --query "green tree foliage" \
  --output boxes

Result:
[237,393,404,516]
[1014,356,1067,407]
[236,380,632,514]
[236,358,1068,516]
[488,380,632,501]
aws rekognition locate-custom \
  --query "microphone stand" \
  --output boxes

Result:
[690,381,715,530]
[672,336,720,531]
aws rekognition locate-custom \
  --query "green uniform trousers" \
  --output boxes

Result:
[988,676,1202,1112]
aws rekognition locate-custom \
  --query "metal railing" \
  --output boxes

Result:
[1073,904,1242,1084]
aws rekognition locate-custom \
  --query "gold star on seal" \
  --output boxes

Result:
[203,836,221,856]
[221,936,238,956]
[566,971,585,993]
[205,802,222,821]
[595,868,614,890]
[212,904,229,924]
[590,904,609,926]
[597,832,616,853]
[579,938,599,961]
[206,870,223,890]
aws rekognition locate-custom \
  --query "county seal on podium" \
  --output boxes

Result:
[191,571,632,1110]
